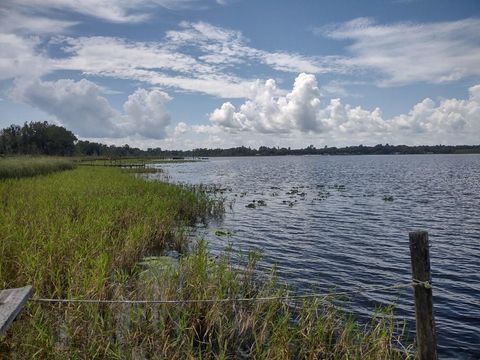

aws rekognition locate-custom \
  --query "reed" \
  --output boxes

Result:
[117,241,412,359]
[0,156,75,179]
[121,167,163,174]
[77,157,195,167]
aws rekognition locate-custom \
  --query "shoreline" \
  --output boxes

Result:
[0,163,412,358]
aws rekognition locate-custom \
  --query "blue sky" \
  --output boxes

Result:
[1,0,479,149]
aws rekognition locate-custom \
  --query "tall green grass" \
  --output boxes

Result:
[77,157,194,167]
[0,167,412,359]
[0,156,75,179]
[0,167,217,292]
[0,166,219,357]
[117,241,412,359]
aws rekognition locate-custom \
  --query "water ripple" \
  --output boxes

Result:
[153,154,480,358]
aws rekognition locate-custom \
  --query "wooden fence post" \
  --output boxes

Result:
[0,286,32,336]
[409,230,438,360]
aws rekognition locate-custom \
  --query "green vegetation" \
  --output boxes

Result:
[75,141,480,157]
[0,122,77,155]
[78,158,193,167]
[75,142,480,157]
[120,167,163,174]
[86,241,409,359]
[0,161,412,358]
[2,121,479,159]
[0,156,76,179]
[0,166,219,358]
[214,229,233,236]
[257,199,267,206]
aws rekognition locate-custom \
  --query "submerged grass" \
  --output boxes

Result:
[0,164,412,359]
[0,156,76,179]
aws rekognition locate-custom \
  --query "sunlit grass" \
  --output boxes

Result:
[77,157,195,166]
[121,167,163,174]
[0,156,75,179]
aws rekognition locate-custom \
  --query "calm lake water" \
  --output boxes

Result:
[151,155,480,359]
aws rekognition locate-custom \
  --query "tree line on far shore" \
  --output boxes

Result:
[1,121,479,157]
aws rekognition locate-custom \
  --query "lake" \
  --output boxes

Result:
[151,154,480,358]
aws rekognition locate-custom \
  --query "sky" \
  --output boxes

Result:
[1,0,479,150]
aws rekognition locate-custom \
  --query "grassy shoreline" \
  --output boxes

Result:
[0,156,76,179]
[0,163,412,358]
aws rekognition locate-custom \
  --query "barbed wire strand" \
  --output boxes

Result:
[30,280,428,305]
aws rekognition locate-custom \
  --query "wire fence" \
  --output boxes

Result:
[433,284,480,307]
[29,280,430,305]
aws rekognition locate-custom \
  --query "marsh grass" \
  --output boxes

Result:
[0,156,75,179]
[0,165,412,359]
[78,157,196,167]
[121,167,164,174]
[120,241,412,359]
[0,166,218,357]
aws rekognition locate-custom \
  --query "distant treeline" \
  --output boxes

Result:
[1,121,480,157]
[152,144,480,157]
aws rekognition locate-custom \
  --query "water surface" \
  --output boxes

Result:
[151,155,480,358]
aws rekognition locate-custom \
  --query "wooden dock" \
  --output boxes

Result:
[0,286,32,336]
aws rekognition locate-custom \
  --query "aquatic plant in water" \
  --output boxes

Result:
[214,229,233,236]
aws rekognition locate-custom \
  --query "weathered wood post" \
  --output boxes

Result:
[409,230,438,360]
[0,286,32,336]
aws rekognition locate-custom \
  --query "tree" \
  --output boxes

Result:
[0,121,77,155]
[0,125,21,154]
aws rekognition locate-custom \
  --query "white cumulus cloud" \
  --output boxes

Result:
[208,73,480,145]
[11,78,120,137]
[11,79,172,139]
[173,121,190,136]
[123,89,172,139]
[389,85,480,143]
[210,73,324,133]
